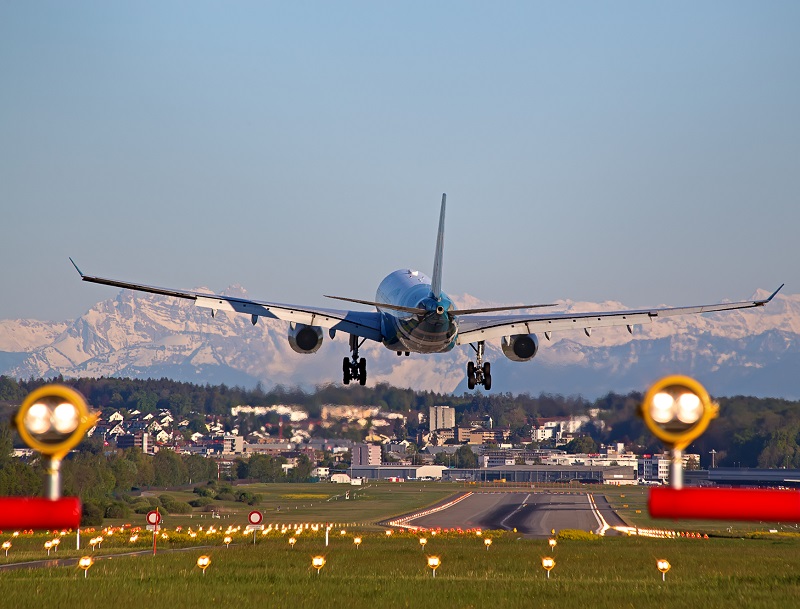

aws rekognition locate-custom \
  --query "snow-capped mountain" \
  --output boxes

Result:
[1,287,798,398]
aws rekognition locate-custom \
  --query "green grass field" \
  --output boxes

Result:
[1,483,798,608]
[0,529,797,609]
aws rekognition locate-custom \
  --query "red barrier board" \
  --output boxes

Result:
[650,487,800,521]
[0,497,82,529]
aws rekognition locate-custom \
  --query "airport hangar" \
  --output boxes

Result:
[348,464,637,485]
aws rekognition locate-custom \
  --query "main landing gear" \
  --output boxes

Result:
[467,341,492,390]
[343,334,367,386]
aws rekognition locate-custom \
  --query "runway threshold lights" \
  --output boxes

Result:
[0,384,97,530]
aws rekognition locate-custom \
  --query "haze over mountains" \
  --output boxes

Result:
[0,287,797,398]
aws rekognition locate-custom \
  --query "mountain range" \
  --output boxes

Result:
[1,287,798,398]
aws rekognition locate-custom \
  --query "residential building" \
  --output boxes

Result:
[352,443,381,466]
[429,405,456,431]
[117,432,150,453]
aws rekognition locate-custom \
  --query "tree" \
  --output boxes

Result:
[455,445,478,469]
[565,436,597,454]
[153,450,188,487]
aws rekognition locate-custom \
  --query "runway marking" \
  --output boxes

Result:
[587,494,610,535]
[499,493,531,530]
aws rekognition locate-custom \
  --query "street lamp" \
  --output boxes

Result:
[52,538,60,552]
[542,557,555,579]
[419,537,427,551]
[223,536,232,548]
[289,537,297,549]
[484,538,492,551]
[353,536,362,549]
[548,538,557,550]
[2,541,10,556]
[44,540,53,556]
[196,555,211,576]
[657,559,671,582]
[312,555,326,575]
[427,556,440,578]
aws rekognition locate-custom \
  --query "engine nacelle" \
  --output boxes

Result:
[501,334,539,362]
[288,324,324,354]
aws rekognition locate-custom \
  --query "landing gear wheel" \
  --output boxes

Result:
[343,357,351,385]
[358,358,367,386]
[467,341,494,391]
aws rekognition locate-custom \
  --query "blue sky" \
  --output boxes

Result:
[1,2,797,321]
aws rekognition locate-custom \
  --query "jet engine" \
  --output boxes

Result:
[288,323,324,354]
[501,334,539,362]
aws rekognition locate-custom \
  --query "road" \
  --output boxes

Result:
[407,491,626,537]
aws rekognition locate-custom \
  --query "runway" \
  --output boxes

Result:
[406,491,626,537]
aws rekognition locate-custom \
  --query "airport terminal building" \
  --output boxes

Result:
[349,464,636,485]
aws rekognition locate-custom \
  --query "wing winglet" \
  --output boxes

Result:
[69,257,84,277]
[761,283,784,304]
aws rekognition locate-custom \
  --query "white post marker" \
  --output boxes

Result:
[246,510,264,544]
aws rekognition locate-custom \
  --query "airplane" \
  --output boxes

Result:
[70,194,783,391]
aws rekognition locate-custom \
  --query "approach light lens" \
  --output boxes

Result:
[676,393,702,424]
[53,402,80,434]
[651,392,674,424]
[25,403,51,435]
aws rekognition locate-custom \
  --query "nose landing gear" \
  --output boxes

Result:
[343,334,367,386]
[467,341,492,390]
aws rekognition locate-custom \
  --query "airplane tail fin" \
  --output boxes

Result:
[431,193,446,299]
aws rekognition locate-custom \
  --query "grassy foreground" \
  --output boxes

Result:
[0,529,798,609]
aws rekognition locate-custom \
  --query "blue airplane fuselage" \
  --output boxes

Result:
[375,269,458,354]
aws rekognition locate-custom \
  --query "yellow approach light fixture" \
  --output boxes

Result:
[639,375,718,450]
[14,384,97,460]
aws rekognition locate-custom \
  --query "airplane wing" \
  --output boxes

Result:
[455,285,784,345]
[69,259,383,342]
